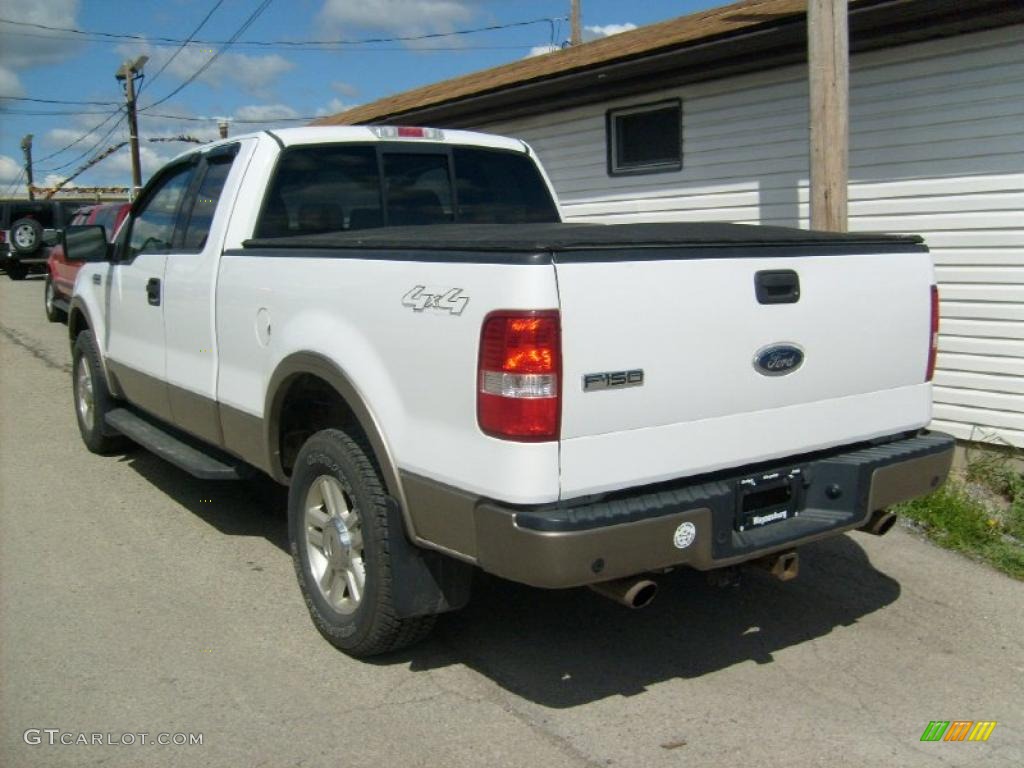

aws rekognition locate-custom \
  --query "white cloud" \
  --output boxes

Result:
[233,103,300,122]
[524,21,638,58]
[0,0,82,95]
[0,65,25,97]
[315,98,356,118]
[0,154,22,183]
[317,0,478,36]
[331,81,359,98]
[41,173,75,189]
[119,42,294,98]
[0,0,82,68]
[585,23,638,38]
[526,44,560,58]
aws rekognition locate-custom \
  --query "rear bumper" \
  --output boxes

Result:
[407,431,955,589]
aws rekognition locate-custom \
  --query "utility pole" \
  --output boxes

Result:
[20,134,34,200]
[218,120,229,139]
[570,0,582,46]
[116,55,148,198]
[807,0,849,231]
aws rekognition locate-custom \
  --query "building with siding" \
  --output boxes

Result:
[319,0,1024,447]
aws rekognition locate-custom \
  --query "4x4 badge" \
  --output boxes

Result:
[402,286,469,315]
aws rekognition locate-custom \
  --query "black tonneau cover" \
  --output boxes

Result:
[243,222,924,253]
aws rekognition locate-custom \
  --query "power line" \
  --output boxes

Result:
[146,111,316,123]
[0,107,115,116]
[36,112,126,173]
[140,0,226,96]
[0,29,542,52]
[140,0,275,112]
[0,95,120,106]
[34,108,125,164]
[0,15,565,48]
[3,168,26,197]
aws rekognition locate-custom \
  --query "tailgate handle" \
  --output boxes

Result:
[755,270,800,304]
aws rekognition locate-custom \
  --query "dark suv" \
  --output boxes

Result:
[1,199,86,280]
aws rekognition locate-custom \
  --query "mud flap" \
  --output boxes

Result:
[385,496,473,618]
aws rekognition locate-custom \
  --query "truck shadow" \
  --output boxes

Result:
[120,449,900,708]
[409,535,901,708]
[120,449,291,553]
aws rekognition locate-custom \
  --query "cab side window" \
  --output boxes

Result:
[180,153,235,252]
[128,165,193,258]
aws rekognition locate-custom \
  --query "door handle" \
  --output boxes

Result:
[146,278,161,306]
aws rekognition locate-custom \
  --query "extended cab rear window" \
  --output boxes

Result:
[254,143,558,238]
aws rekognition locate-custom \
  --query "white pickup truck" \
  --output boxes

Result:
[64,126,954,657]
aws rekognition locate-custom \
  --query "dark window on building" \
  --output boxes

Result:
[607,100,682,176]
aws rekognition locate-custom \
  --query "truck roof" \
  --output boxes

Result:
[174,126,529,163]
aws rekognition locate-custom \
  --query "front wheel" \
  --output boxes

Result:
[72,331,126,454]
[288,429,435,657]
[44,277,63,322]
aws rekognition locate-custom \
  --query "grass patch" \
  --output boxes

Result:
[894,446,1024,580]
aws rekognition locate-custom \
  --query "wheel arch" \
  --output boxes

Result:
[265,352,415,539]
[67,298,123,399]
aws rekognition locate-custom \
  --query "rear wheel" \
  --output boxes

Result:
[5,261,27,280]
[288,428,435,657]
[44,277,63,322]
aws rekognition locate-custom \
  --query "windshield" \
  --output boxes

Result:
[255,143,558,238]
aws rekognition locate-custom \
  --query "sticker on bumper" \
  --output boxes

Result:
[673,522,696,549]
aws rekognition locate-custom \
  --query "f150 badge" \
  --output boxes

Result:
[583,369,644,392]
[753,344,804,377]
[402,286,469,315]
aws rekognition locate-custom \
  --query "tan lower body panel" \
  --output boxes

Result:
[868,450,952,511]
[407,434,956,590]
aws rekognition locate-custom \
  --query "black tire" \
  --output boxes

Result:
[10,217,43,255]
[72,330,127,454]
[289,429,435,657]
[44,277,63,322]
[5,261,27,280]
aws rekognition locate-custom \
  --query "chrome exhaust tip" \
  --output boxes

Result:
[589,576,659,609]
[861,509,897,536]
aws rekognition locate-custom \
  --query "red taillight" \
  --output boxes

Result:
[926,285,939,382]
[478,310,561,441]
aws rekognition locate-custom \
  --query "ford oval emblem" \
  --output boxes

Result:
[753,344,804,377]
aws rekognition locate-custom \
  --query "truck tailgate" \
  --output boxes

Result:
[556,249,935,499]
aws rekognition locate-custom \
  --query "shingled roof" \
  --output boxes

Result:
[314,0,1022,127]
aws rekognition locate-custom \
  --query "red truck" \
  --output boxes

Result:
[45,202,129,322]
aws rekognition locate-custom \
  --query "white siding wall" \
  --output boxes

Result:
[481,25,1024,448]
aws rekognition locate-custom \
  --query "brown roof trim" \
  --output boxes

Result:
[315,0,1023,128]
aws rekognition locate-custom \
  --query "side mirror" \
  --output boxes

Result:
[42,228,62,247]
[63,225,110,263]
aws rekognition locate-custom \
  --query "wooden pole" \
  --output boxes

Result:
[807,0,849,232]
[20,134,34,200]
[570,0,582,46]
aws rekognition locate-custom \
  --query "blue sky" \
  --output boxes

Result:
[0,0,717,192]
